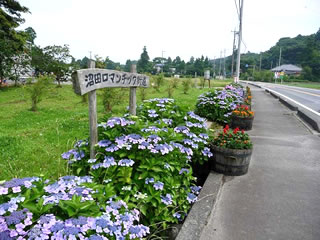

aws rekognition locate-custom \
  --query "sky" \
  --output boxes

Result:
[18,0,320,64]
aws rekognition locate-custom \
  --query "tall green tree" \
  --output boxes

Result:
[43,45,72,86]
[137,46,152,73]
[31,45,72,86]
[124,59,132,72]
[25,26,36,44]
[0,0,29,82]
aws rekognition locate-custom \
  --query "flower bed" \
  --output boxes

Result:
[0,98,213,239]
[195,84,245,124]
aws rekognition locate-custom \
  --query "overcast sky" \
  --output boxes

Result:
[18,0,320,64]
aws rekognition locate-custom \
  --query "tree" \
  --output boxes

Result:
[31,45,50,75]
[94,55,105,68]
[9,44,32,86]
[25,27,36,44]
[124,59,132,72]
[0,0,29,83]
[42,45,72,86]
[137,46,152,73]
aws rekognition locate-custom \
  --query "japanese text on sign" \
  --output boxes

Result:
[72,69,149,95]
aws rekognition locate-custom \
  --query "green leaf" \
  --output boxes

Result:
[140,204,148,216]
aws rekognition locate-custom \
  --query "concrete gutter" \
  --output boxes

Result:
[176,172,224,240]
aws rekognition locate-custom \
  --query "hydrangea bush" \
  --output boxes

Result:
[0,176,149,239]
[195,84,245,124]
[0,98,213,239]
[62,98,212,235]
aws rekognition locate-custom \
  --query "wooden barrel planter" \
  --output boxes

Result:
[210,145,252,176]
[231,115,254,130]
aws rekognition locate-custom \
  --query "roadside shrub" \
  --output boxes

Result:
[153,73,164,92]
[27,75,54,111]
[167,79,175,98]
[195,84,244,124]
[101,88,128,112]
[172,78,179,88]
[182,78,191,94]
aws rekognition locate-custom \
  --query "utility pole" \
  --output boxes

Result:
[161,50,165,73]
[231,30,237,77]
[278,47,282,67]
[235,0,244,83]
[223,49,226,79]
[259,53,262,71]
[219,51,222,77]
[271,61,273,69]
[213,56,216,78]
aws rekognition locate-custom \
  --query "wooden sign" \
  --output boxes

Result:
[72,69,149,96]
[72,63,149,159]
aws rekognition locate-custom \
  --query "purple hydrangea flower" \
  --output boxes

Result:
[187,193,197,203]
[148,109,159,118]
[160,194,173,205]
[174,126,190,134]
[190,186,202,194]
[179,168,190,175]
[153,181,164,191]
[118,159,135,167]
[97,140,112,147]
[173,212,181,219]
[145,178,154,184]
[202,147,213,157]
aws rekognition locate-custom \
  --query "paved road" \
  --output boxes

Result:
[253,82,320,114]
[200,86,320,240]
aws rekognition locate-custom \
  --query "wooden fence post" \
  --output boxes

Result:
[129,64,137,115]
[88,60,98,159]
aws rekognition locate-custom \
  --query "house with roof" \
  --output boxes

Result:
[271,64,302,76]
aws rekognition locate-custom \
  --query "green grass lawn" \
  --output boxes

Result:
[284,81,320,89]
[0,78,231,180]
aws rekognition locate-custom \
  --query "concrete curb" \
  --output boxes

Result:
[297,109,320,132]
[278,97,298,111]
[176,172,224,240]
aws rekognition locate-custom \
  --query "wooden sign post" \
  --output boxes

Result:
[129,64,137,115]
[72,64,149,159]
[88,60,97,159]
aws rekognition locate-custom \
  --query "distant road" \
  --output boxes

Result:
[248,82,320,114]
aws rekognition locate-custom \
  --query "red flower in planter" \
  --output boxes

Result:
[212,125,252,150]
[233,127,240,134]
[223,124,230,134]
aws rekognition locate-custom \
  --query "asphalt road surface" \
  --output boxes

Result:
[256,83,320,114]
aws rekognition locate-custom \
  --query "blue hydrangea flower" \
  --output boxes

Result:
[187,193,197,203]
[202,147,213,157]
[97,139,112,147]
[174,126,190,134]
[145,178,154,184]
[179,168,190,175]
[190,186,202,194]
[118,159,135,167]
[160,194,173,205]
[148,109,159,118]
[173,212,181,219]
[153,181,164,191]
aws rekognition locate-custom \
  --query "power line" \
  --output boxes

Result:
[241,39,247,52]
[234,0,240,19]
